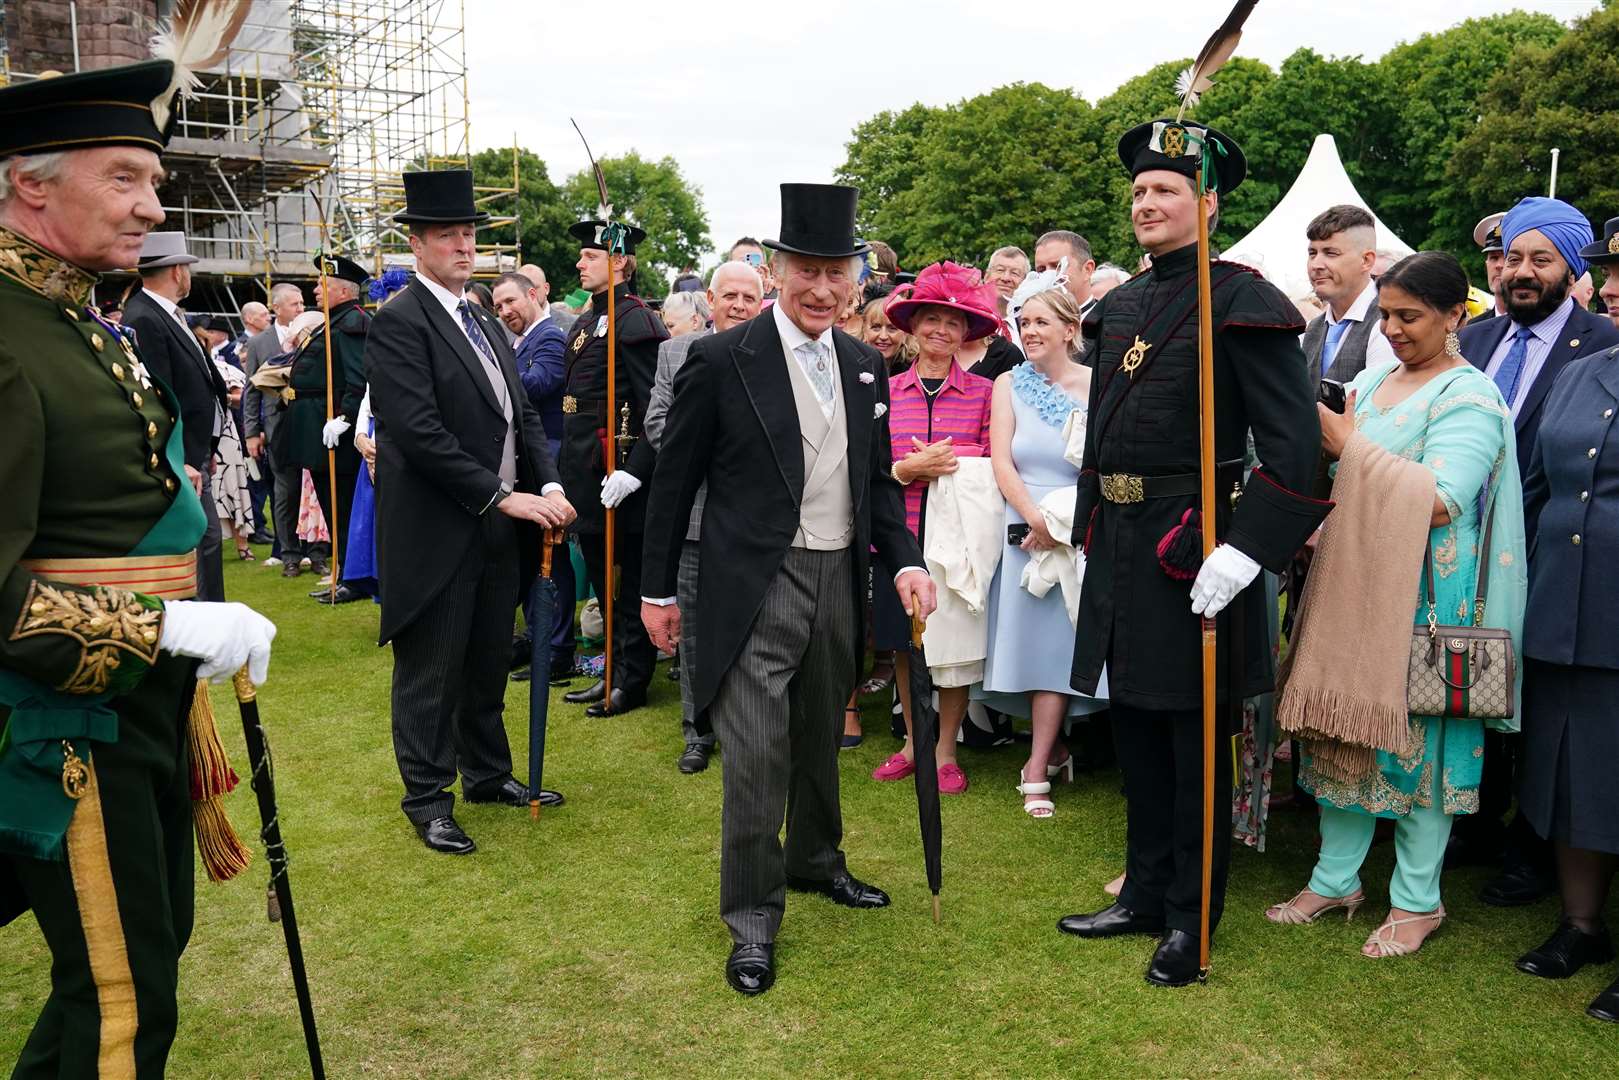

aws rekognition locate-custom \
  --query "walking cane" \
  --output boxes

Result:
[232,669,325,1078]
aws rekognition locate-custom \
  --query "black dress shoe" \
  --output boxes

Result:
[309,558,330,579]
[1481,862,1554,907]
[585,688,646,717]
[281,561,303,579]
[1057,902,1165,939]
[726,942,775,996]
[1145,929,1202,987]
[1589,975,1619,1023]
[414,815,475,854]
[550,656,576,684]
[249,529,275,545]
[786,872,890,909]
[1515,920,1614,978]
[312,583,363,604]
[677,743,711,774]
[563,678,605,705]
[511,667,533,682]
[463,777,530,806]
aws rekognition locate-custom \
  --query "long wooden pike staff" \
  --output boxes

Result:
[1173,0,1258,982]
[315,248,340,604]
[572,119,624,701]
[232,668,325,1078]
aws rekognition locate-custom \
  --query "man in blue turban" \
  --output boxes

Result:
[1453,195,1619,907]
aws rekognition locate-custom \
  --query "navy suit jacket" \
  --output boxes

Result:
[1459,305,1619,480]
[515,314,566,456]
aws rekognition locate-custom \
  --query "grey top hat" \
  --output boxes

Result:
[137,231,199,268]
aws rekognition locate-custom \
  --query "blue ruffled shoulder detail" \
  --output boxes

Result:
[1012,361,1082,430]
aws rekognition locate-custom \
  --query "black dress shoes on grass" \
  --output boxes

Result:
[1480,862,1554,907]
[726,943,775,996]
[463,777,563,808]
[785,872,890,909]
[585,688,646,717]
[1057,902,1165,939]
[678,743,711,773]
[563,679,605,705]
[1588,975,1619,1023]
[1515,920,1614,979]
[1145,930,1202,987]
[415,815,475,855]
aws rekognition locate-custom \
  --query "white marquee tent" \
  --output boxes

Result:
[1223,133,1413,304]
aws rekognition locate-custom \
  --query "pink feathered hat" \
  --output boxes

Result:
[883,261,1004,342]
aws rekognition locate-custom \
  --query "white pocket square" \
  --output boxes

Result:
[874,402,888,419]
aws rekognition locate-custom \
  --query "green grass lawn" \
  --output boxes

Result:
[4,550,1617,1078]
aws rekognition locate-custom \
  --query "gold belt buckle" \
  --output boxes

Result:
[1100,473,1145,504]
[562,395,578,414]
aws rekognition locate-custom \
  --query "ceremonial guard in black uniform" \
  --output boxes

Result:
[559,220,669,716]
[1057,120,1330,985]
[0,55,276,1077]
[284,254,371,600]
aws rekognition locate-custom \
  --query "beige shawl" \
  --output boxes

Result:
[1276,430,1435,782]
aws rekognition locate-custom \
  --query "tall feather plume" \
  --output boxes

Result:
[149,0,254,131]
[570,118,612,221]
[1174,0,1258,120]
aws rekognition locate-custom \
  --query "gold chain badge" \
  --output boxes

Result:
[61,740,89,799]
[1121,336,1152,377]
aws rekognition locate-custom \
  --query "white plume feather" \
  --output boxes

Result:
[149,0,253,130]
[1174,0,1257,122]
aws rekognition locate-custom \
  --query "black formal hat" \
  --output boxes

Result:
[0,60,178,158]
[318,254,371,285]
[1578,216,1619,266]
[569,219,647,255]
[764,184,870,259]
[1117,120,1247,194]
[1473,212,1506,254]
[394,169,490,225]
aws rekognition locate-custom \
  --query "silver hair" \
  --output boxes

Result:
[241,301,269,320]
[269,282,303,307]
[989,245,1029,267]
[1092,263,1131,286]
[0,152,71,207]
[662,289,711,324]
[769,249,865,281]
[708,259,763,293]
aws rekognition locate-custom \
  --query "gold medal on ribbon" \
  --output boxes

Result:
[61,740,88,799]
[1121,335,1152,377]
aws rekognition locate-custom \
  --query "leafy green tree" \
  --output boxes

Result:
[836,103,938,239]
[560,151,711,289]
[1453,2,1619,267]
[469,147,578,295]
[1379,11,1567,269]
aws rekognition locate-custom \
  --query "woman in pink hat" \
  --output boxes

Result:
[868,262,1000,794]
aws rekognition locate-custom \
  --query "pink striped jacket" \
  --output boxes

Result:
[887,361,994,536]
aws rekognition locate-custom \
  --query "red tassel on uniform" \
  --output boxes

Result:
[1157,508,1203,581]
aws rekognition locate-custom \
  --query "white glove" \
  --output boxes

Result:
[159,600,278,685]
[321,416,352,448]
[1188,544,1262,617]
[599,470,642,509]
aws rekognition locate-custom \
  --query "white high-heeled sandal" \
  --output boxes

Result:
[1017,778,1055,819]
[1362,905,1446,957]
[1046,755,1075,783]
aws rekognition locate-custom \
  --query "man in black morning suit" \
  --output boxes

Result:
[365,170,575,855]
[641,184,936,996]
[122,231,230,602]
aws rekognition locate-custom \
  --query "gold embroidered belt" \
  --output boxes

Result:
[21,551,199,600]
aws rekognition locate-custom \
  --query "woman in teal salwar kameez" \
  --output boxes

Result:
[1267,253,1527,956]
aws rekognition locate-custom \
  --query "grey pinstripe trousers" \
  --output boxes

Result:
[676,540,714,747]
[712,546,857,944]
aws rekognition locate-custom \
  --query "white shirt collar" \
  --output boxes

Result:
[143,287,182,319]
[275,319,297,346]
[1326,279,1378,326]
[414,270,466,318]
[772,299,833,354]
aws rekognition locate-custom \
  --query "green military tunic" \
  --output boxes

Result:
[0,224,209,1078]
[284,297,370,475]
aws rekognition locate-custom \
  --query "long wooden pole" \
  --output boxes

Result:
[603,263,618,703]
[316,254,339,603]
[1196,189,1217,979]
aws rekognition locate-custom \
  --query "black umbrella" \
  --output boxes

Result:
[908,613,943,923]
[528,529,561,819]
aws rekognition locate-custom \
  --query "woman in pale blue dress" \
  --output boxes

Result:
[977,289,1108,818]
[1266,253,1526,956]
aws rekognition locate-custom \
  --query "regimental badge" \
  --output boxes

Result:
[1609,232,1619,255]
[572,330,589,352]
[61,740,88,799]
[1160,125,1188,159]
[1121,335,1152,377]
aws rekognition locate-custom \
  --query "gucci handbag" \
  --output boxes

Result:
[1406,492,1514,720]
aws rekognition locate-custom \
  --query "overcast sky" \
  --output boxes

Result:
[465,1,1597,267]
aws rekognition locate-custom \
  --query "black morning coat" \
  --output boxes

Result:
[560,283,667,535]
[1070,242,1331,712]
[642,312,925,715]
[364,275,561,643]
[121,288,229,471]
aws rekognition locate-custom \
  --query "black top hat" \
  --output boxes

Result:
[764,184,870,259]
[319,254,371,285]
[1118,120,1247,195]
[1578,216,1619,265]
[395,170,490,226]
[0,60,177,158]
[569,220,647,255]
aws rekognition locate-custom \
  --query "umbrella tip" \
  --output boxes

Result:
[529,800,540,821]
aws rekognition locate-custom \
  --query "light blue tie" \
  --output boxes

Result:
[797,340,834,405]
[1320,318,1350,378]
[1494,326,1534,413]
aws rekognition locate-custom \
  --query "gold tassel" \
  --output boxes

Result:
[187,679,251,882]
